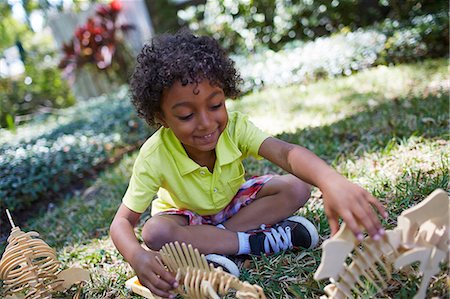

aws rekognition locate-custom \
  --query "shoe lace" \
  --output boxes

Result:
[260,224,292,254]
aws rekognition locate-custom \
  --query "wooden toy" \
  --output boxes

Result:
[0,210,90,299]
[126,241,266,299]
[314,189,449,299]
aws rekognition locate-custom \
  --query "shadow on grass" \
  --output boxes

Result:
[277,91,448,163]
[244,90,448,178]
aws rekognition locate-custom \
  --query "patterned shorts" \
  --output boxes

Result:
[155,175,273,225]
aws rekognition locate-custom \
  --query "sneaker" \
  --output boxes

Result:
[205,254,240,277]
[249,216,319,255]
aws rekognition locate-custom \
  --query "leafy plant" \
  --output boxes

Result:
[58,0,134,84]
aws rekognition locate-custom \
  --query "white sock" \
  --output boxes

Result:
[237,232,250,255]
[216,223,226,229]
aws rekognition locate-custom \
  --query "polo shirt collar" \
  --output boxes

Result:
[163,129,200,176]
[162,127,242,176]
[216,129,242,166]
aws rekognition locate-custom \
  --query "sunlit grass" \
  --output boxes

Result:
[229,59,448,135]
[1,59,448,298]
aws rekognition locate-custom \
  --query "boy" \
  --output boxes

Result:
[110,30,386,298]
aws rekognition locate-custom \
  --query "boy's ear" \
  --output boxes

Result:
[156,112,168,128]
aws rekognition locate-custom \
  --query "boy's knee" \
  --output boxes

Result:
[283,175,311,207]
[142,218,178,250]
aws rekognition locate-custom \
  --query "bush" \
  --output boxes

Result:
[377,12,449,64]
[232,30,386,92]
[0,87,151,212]
[0,58,76,129]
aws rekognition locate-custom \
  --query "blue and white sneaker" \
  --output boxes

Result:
[248,216,319,255]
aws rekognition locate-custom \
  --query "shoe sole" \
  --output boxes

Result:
[287,215,319,249]
[205,254,240,277]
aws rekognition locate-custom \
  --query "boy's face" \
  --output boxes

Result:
[159,79,228,160]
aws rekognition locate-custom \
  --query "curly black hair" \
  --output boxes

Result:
[130,29,242,127]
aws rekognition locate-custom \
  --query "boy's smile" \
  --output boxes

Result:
[159,80,228,167]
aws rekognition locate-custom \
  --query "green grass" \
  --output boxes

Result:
[1,58,448,298]
[228,59,448,135]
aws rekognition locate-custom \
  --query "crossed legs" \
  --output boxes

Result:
[142,174,310,255]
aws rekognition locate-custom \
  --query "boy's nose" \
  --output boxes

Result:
[197,111,211,129]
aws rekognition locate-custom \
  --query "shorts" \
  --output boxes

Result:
[155,175,273,225]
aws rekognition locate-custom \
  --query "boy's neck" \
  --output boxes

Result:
[186,149,216,173]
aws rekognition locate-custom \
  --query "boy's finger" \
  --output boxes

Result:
[151,256,177,287]
[327,213,340,236]
[353,202,380,238]
[340,211,362,241]
[147,273,175,297]
[155,267,177,288]
[368,195,388,219]
[361,195,387,238]
[142,278,173,298]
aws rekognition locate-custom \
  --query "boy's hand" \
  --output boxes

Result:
[131,248,178,298]
[321,175,387,240]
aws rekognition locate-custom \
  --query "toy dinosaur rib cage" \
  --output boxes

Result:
[314,189,449,299]
[0,210,90,299]
[159,242,267,299]
[0,213,62,299]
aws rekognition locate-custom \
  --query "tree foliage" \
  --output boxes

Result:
[178,0,447,53]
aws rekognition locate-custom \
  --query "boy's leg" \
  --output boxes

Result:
[141,174,311,256]
[142,214,239,255]
[223,174,311,232]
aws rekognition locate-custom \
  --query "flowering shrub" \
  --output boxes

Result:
[233,30,386,92]
[58,0,134,83]
[0,87,151,212]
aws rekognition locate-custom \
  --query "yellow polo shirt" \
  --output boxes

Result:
[122,111,270,216]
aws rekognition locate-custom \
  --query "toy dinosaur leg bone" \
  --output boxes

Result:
[397,189,449,247]
[394,246,447,299]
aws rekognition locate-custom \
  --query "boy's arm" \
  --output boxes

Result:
[110,204,177,298]
[258,137,387,239]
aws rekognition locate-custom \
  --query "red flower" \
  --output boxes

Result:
[110,0,122,12]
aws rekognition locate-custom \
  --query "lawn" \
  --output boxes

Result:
[1,59,448,298]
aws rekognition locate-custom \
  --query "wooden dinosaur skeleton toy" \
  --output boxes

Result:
[0,210,90,299]
[126,241,266,299]
[314,188,449,299]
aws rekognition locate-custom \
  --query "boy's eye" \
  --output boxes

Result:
[211,102,223,110]
[178,114,193,121]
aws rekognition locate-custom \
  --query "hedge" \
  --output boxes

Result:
[0,87,152,212]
